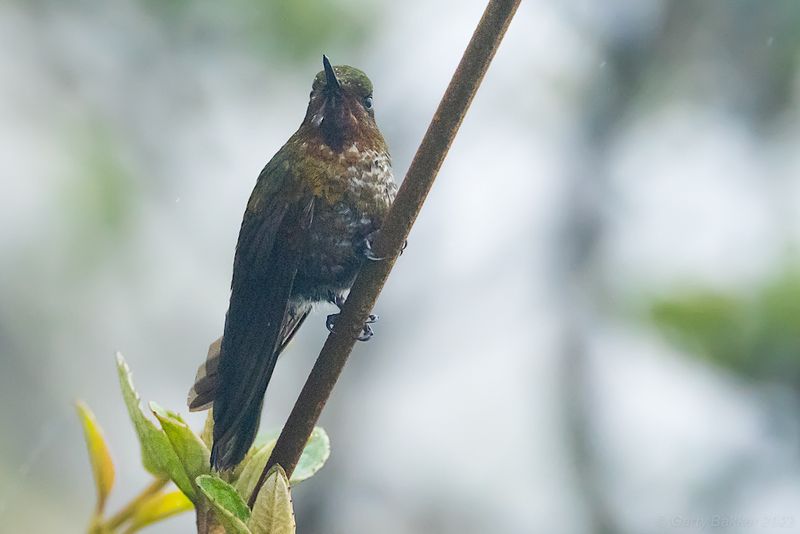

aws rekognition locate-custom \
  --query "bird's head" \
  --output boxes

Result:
[303,55,382,152]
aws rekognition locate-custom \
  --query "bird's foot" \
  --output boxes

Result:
[356,322,374,342]
[325,313,337,333]
[326,312,378,341]
[362,233,385,261]
[362,231,408,261]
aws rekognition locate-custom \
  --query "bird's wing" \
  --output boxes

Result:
[277,305,310,354]
[211,161,314,470]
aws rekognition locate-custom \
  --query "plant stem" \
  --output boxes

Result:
[105,478,168,531]
[247,0,521,508]
[195,502,225,534]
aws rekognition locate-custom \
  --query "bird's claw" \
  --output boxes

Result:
[363,233,408,261]
[326,313,338,333]
[356,323,373,341]
[363,237,385,261]
[326,313,377,342]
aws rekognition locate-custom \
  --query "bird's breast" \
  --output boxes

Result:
[292,145,395,301]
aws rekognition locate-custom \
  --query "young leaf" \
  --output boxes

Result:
[127,490,194,532]
[200,410,214,449]
[115,353,195,499]
[234,426,329,501]
[75,401,115,513]
[291,427,330,484]
[234,440,278,502]
[231,428,281,482]
[196,474,252,534]
[151,402,211,487]
[248,465,295,534]
[253,429,280,449]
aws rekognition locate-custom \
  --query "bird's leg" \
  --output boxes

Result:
[362,231,408,261]
[326,291,377,341]
[327,290,346,309]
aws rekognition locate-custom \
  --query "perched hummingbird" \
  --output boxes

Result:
[187,56,396,470]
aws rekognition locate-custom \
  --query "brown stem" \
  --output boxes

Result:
[195,502,225,534]
[247,0,522,508]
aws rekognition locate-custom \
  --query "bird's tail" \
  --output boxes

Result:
[186,307,311,469]
[188,332,274,470]
[187,337,222,412]
[211,392,265,470]
[186,306,310,414]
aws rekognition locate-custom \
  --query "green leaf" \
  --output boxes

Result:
[232,428,280,482]
[291,427,330,484]
[127,490,194,532]
[252,429,280,449]
[75,401,115,514]
[115,353,195,499]
[648,268,800,384]
[200,411,214,449]
[234,441,277,502]
[234,426,329,502]
[196,474,252,534]
[247,465,295,534]
[151,402,211,488]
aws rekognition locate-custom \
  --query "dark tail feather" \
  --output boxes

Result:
[187,307,309,414]
[187,338,222,411]
[210,317,284,472]
[210,397,264,470]
[207,307,310,470]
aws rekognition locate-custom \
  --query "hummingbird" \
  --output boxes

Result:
[187,56,396,470]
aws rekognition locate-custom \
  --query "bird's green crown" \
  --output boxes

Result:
[312,65,373,97]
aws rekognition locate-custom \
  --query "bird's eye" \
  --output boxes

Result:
[363,96,373,109]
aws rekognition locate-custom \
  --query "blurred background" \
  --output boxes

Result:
[2,0,800,532]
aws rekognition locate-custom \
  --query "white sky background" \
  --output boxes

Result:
[1,1,799,533]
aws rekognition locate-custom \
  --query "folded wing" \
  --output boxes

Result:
[209,168,314,470]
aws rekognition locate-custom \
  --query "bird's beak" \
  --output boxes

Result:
[322,55,341,93]
[311,55,342,129]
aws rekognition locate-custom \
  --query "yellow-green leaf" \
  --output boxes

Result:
[234,426,329,501]
[291,427,330,484]
[200,410,214,449]
[231,429,279,482]
[116,353,195,499]
[127,490,194,531]
[75,401,115,514]
[151,402,211,489]
[234,440,278,502]
[196,474,251,534]
[247,465,295,534]
[252,429,280,449]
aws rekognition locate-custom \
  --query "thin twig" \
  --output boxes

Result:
[105,477,168,530]
[248,0,521,508]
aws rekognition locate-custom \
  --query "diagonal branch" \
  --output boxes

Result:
[248,0,521,508]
